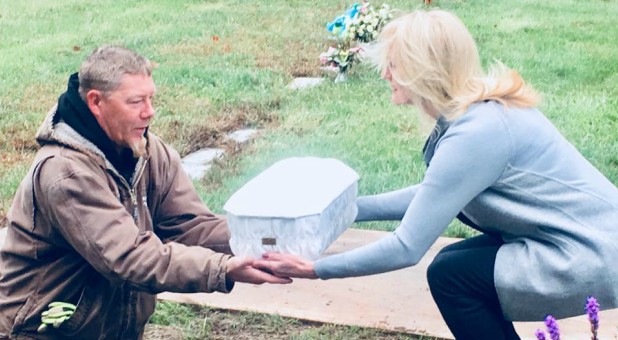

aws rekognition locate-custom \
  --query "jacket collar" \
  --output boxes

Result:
[36,105,150,186]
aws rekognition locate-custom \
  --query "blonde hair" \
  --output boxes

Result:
[367,9,540,120]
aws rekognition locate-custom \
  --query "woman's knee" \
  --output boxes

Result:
[426,252,452,288]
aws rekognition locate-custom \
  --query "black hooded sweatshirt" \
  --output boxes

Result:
[51,73,138,183]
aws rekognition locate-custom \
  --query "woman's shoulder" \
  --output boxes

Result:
[451,101,548,138]
[446,101,512,139]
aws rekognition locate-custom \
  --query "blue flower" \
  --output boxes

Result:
[326,14,347,36]
[345,2,361,19]
[326,3,362,38]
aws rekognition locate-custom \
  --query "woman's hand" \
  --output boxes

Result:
[226,256,293,284]
[255,252,319,279]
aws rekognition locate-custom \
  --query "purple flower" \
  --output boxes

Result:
[535,329,547,340]
[545,314,561,340]
[585,296,600,340]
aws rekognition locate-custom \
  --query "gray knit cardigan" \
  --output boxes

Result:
[315,101,618,321]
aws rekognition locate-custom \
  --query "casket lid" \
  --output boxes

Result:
[223,157,359,218]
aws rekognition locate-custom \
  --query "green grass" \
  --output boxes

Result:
[1,0,617,338]
[149,301,440,340]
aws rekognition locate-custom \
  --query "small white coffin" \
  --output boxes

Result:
[224,157,359,260]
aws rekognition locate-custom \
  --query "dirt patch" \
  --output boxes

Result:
[0,151,36,169]
[178,122,222,154]
[253,39,324,79]
[143,324,184,340]
[147,305,431,340]
[0,213,7,229]
[0,126,39,154]
[161,100,280,157]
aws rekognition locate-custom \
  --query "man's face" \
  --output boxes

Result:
[88,73,156,156]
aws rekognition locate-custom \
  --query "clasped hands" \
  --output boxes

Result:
[227,253,318,285]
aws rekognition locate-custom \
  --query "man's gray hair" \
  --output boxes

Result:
[78,45,152,101]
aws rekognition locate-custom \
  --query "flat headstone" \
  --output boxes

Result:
[319,66,339,75]
[159,228,618,340]
[182,148,225,165]
[181,148,225,180]
[287,77,324,90]
[0,227,6,249]
[227,129,258,145]
[181,163,213,181]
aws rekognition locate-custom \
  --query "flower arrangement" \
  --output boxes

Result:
[319,2,393,81]
[319,46,362,79]
[534,296,601,340]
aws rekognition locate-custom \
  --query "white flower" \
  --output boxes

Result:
[320,2,394,74]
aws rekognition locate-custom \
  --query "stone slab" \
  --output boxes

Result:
[0,227,6,250]
[181,148,225,165]
[180,163,213,181]
[227,129,258,145]
[181,148,225,180]
[287,77,324,90]
[159,228,618,340]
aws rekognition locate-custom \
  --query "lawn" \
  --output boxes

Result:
[0,0,616,338]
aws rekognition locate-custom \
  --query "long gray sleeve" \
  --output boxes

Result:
[355,185,419,221]
[315,107,511,279]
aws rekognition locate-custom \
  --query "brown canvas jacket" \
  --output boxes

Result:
[0,107,233,339]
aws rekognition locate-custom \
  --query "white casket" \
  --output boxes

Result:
[223,157,359,260]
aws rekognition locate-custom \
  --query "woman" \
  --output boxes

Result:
[256,9,618,339]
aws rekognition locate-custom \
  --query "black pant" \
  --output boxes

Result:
[426,234,520,340]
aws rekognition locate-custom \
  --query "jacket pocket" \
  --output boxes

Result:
[59,274,121,339]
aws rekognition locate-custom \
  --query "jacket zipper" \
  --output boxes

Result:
[130,190,138,222]
[124,159,148,337]
[125,159,148,223]
[112,158,148,338]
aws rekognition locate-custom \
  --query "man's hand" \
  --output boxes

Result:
[37,302,76,333]
[226,256,293,284]
[254,252,319,279]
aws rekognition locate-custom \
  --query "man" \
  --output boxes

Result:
[0,45,290,339]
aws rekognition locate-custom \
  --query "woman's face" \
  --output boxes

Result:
[381,63,412,106]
